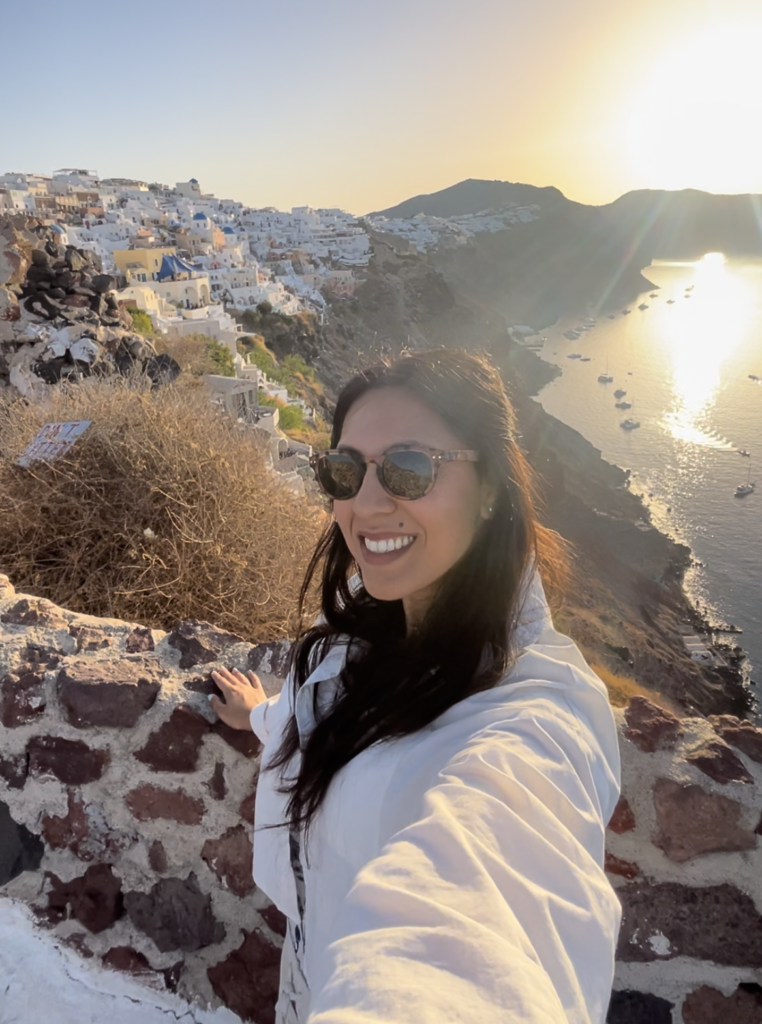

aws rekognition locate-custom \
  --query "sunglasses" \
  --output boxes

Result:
[309,446,479,501]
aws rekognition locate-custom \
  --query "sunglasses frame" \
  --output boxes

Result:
[309,446,480,501]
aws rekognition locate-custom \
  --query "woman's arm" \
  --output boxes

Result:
[308,696,620,1024]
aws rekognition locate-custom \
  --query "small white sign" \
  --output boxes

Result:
[18,420,92,468]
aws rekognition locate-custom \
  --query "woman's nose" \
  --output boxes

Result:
[352,461,396,513]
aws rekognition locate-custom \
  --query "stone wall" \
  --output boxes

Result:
[1,575,761,1024]
[0,574,289,1024]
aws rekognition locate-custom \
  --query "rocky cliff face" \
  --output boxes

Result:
[1,577,761,1024]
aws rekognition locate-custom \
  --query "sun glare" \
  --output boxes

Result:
[662,254,753,446]
[625,26,762,194]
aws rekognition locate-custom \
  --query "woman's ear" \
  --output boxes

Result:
[479,481,498,520]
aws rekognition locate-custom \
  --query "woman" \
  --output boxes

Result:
[210,349,621,1024]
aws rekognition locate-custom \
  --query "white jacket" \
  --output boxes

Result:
[250,575,621,1024]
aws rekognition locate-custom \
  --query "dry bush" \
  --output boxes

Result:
[589,662,682,714]
[0,379,326,640]
[153,333,222,378]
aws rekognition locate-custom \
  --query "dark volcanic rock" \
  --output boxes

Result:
[167,619,246,669]
[133,705,209,772]
[709,715,762,765]
[125,626,154,653]
[258,903,287,938]
[684,739,754,785]
[682,984,762,1024]
[28,735,108,784]
[124,873,225,952]
[91,274,115,294]
[201,824,255,897]
[624,697,683,753]
[604,852,640,879]
[652,778,756,862]
[57,658,161,727]
[148,840,168,873]
[207,762,227,800]
[247,641,292,678]
[69,625,112,652]
[617,882,762,966]
[0,671,46,727]
[125,783,206,825]
[42,789,137,863]
[608,796,636,834]
[102,945,153,975]
[0,800,44,885]
[207,929,281,1024]
[46,864,124,933]
[212,717,262,758]
[607,990,674,1024]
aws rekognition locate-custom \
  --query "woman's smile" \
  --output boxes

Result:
[359,533,417,561]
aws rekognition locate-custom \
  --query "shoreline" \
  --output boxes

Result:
[507,320,757,721]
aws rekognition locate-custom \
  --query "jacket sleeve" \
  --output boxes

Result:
[307,695,621,1024]
[250,665,296,745]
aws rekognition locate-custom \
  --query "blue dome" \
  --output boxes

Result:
[193,211,207,220]
[222,226,235,234]
[189,178,198,184]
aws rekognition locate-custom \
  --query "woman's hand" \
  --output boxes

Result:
[209,667,267,731]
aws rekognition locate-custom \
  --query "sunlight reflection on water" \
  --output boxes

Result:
[535,254,762,707]
[661,253,754,447]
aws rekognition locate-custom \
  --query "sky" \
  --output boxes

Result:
[4,0,762,214]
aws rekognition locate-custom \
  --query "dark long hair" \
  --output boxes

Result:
[266,348,561,844]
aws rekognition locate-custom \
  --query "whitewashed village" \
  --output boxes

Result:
[0,168,542,497]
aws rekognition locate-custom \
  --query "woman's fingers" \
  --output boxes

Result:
[247,670,264,691]
[209,667,266,731]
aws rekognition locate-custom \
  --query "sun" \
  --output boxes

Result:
[625,25,762,194]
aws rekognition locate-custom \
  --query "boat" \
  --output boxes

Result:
[638,302,649,311]
[580,357,591,362]
[620,418,641,430]
[564,330,580,340]
[749,374,759,381]
[667,299,675,304]
[567,353,582,359]
[615,401,632,409]
[684,293,692,298]
[622,308,632,314]
[614,388,627,398]
[608,314,616,319]
[598,372,613,383]
[649,292,658,298]
[734,467,755,497]
[737,449,751,457]
[686,284,695,291]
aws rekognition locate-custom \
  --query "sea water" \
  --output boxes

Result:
[534,255,762,699]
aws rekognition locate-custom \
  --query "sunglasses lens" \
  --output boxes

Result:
[382,450,434,498]
[316,452,363,499]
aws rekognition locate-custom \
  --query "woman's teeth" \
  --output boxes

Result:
[364,535,415,554]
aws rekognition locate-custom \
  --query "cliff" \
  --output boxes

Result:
[1,578,761,1024]
[372,179,762,327]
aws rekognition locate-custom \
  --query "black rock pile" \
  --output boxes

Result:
[21,242,124,326]
[0,216,179,396]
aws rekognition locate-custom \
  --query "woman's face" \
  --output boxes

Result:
[333,387,490,629]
